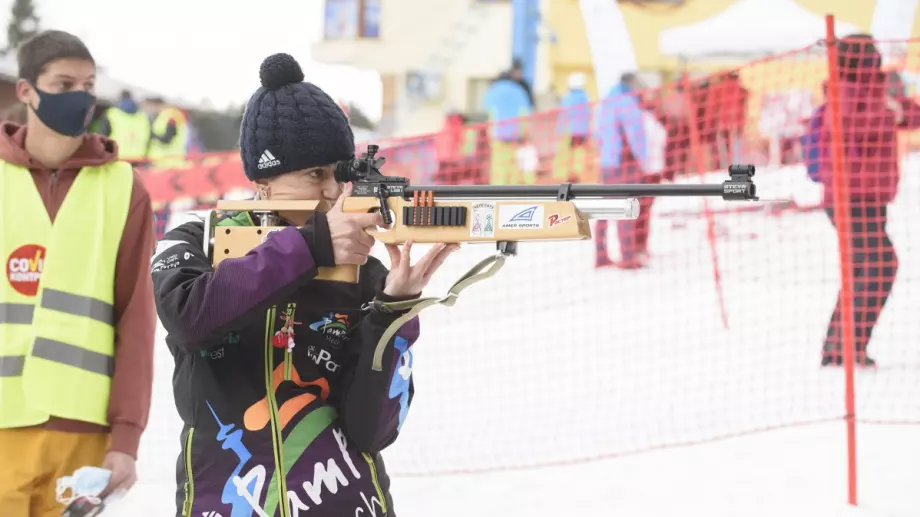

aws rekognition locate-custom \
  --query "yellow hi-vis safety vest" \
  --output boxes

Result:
[0,160,132,428]
[147,107,189,169]
[106,107,151,161]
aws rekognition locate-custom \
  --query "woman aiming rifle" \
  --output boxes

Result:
[151,53,456,517]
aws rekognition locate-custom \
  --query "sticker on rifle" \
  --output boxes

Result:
[499,205,544,230]
[261,228,283,243]
[548,214,572,227]
[470,202,495,238]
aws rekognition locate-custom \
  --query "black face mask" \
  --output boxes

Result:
[29,86,96,137]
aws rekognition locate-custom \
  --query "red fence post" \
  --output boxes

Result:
[681,74,730,329]
[823,13,859,507]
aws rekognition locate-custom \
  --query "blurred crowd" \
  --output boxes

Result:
[426,34,918,273]
[430,33,920,367]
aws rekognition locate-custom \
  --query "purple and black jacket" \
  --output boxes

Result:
[151,210,419,517]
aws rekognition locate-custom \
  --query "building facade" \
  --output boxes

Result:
[312,0,516,137]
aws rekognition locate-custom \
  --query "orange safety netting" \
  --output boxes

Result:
[137,33,920,498]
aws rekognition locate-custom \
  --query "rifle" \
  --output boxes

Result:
[205,144,757,370]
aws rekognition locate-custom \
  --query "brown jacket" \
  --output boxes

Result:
[0,122,156,458]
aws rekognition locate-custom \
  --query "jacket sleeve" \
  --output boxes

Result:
[621,96,649,172]
[151,119,178,144]
[152,213,335,350]
[897,96,920,130]
[802,106,825,183]
[335,259,421,454]
[107,173,158,458]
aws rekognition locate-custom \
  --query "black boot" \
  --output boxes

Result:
[820,344,877,368]
[821,338,841,367]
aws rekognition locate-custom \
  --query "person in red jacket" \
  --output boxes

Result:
[711,72,748,168]
[809,34,920,367]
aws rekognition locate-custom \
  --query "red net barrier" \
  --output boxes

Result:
[137,31,920,508]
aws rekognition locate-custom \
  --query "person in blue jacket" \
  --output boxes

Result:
[594,73,651,269]
[483,68,534,184]
[483,69,532,144]
[553,72,592,182]
[557,72,591,143]
[151,53,457,517]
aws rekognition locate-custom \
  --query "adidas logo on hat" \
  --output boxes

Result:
[258,150,281,169]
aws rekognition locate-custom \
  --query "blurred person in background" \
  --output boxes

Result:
[0,30,155,515]
[96,90,151,166]
[483,63,535,184]
[645,82,691,183]
[151,53,457,517]
[143,96,189,169]
[553,72,593,183]
[435,111,482,184]
[594,72,653,269]
[434,111,465,183]
[509,58,535,109]
[804,33,920,368]
[707,72,748,168]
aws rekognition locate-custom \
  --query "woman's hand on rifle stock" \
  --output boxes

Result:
[383,240,459,297]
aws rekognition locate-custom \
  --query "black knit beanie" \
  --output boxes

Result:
[240,53,355,181]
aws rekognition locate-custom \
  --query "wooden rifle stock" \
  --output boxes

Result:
[207,197,595,284]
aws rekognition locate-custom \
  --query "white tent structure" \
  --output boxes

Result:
[658,0,862,61]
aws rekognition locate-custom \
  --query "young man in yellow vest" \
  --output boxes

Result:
[0,30,157,517]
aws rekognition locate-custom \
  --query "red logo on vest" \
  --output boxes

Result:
[7,244,45,296]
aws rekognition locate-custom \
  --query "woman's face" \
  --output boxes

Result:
[256,164,342,225]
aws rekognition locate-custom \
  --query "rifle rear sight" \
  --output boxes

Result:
[334,145,409,225]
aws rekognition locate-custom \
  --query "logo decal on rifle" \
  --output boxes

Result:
[470,202,495,238]
[499,205,544,230]
[548,214,571,227]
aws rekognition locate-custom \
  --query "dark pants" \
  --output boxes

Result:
[595,166,653,262]
[823,202,898,356]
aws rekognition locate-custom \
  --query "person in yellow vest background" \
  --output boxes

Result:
[143,96,189,169]
[0,30,157,516]
[96,90,152,167]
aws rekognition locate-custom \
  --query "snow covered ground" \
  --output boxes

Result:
[110,159,920,516]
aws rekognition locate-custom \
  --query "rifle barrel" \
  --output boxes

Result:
[404,183,723,199]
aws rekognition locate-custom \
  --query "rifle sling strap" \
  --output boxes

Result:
[368,253,508,371]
